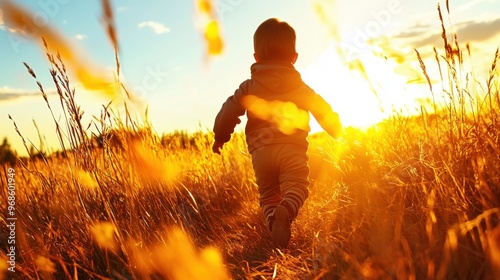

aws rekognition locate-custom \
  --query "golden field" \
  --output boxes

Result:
[1,1,500,279]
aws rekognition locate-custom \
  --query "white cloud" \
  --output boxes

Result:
[0,7,5,30]
[0,8,24,34]
[391,18,500,49]
[0,86,57,101]
[75,34,87,40]
[0,7,20,34]
[138,21,171,34]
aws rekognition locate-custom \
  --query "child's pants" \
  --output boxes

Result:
[251,143,310,229]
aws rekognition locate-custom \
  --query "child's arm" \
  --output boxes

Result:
[307,93,343,138]
[212,85,247,153]
[317,110,343,138]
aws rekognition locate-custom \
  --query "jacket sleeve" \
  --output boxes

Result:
[213,82,247,143]
[304,89,343,138]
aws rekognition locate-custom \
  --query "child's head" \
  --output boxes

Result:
[253,18,298,63]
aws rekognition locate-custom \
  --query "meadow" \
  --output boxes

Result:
[1,1,500,280]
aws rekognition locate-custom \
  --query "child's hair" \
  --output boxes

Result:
[253,18,296,62]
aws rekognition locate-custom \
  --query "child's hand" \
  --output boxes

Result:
[323,111,343,139]
[212,141,224,154]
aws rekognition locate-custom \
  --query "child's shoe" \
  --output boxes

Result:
[271,205,291,248]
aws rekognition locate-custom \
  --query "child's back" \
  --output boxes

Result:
[214,59,341,152]
[212,18,342,248]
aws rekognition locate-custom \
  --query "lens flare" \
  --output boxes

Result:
[195,0,224,56]
[129,228,231,279]
[91,222,118,252]
[129,140,180,184]
[34,256,56,273]
[243,95,310,135]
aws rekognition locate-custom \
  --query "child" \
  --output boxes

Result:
[212,18,342,248]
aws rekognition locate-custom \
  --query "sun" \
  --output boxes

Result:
[301,43,418,130]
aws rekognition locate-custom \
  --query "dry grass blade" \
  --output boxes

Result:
[437,4,452,59]
[22,62,37,79]
[100,0,119,53]
[100,0,121,78]
[3,1,500,280]
[415,49,433,94]
[0,1,125,101]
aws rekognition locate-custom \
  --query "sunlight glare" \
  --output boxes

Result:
[302,43,429,129]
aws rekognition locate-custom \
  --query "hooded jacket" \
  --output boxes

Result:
[213,60,341,153]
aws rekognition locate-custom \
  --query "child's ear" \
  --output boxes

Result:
[291,53,298,64]
[254,53,260,62]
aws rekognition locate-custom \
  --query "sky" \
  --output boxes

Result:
[0,0,499,155]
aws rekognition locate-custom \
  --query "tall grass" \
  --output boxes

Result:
[1,2,500,280]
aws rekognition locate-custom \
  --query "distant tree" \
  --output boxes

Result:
[0,137,17,166]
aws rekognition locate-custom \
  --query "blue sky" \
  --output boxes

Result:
[1,0,499,154]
